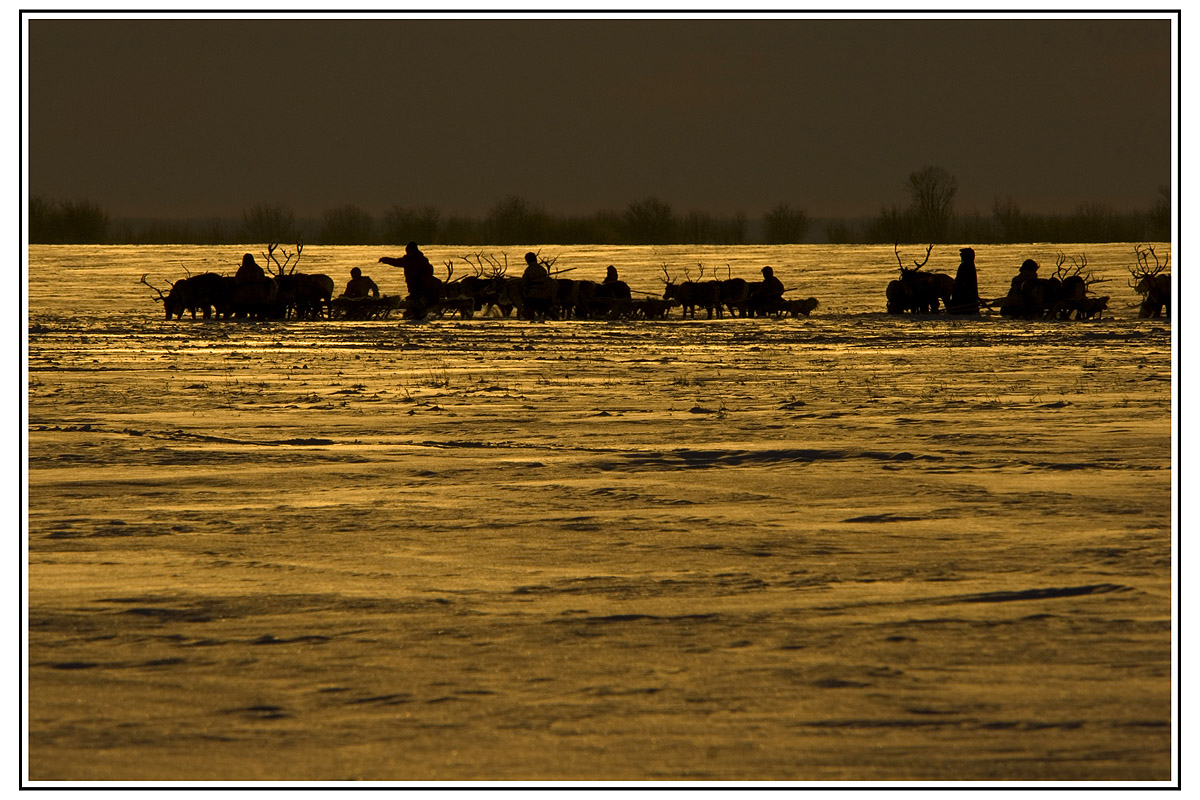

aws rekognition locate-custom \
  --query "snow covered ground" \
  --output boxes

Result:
[25,243,1174,783]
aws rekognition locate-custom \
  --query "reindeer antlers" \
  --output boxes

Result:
[1129,244,1170,289]
[140,274,167,301]
[460,252,508,278]
[282,242,304,275]
[263,241,304,275]
[894,243,934,271]
[1054,251,1089,279]
[1133,244,1169,276]
[1054,252,1106,287]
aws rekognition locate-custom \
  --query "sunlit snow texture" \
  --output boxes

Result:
[27,243,1172,781]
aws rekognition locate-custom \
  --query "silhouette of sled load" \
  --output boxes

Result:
[328,294,405,320]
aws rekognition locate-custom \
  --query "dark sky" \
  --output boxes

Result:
[27,15,1173,220]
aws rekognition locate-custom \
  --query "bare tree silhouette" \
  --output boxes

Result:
[906,165,958,242]
[763,203,811,243]
[320,204,376,244]
[383,205,441,245]
[484,196,548,244]
[240,202,296,243]
[622,197,675,244]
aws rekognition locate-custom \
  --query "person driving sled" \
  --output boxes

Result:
[749,265,785,316]
[343,267,380,299]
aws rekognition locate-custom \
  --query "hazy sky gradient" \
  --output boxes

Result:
[28,15,1173,220]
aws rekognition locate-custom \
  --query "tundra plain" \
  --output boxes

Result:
[24,243,1175,783]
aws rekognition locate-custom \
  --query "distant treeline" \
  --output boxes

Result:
[29,167,1170,246]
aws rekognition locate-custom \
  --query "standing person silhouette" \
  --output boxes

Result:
[948,247,981,315]
[235,252,266,284]
[520,251,555,321]
[380,242,440,319]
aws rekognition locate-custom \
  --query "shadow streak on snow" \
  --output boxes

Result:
[109,427,336,447]
[932,583,1132,604]
[815,583,1132,613]
[551,613,720,625]
[27,593,456,639]
[591,448,943,472]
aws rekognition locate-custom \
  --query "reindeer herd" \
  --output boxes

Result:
[141,242,1170,324]
[379,254,819,322]
[142,243,335,322]
[884,243,1171,321]
[418,253,648,321]
[659,265,820,320]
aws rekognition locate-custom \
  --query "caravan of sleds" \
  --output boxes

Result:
[886,243,1170,320]
[141,241,1171,324]
[141,243,820,323]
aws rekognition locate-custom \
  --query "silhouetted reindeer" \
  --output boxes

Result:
[885,244,953,314]
[1000,251,1107,320]
[1048,252,1110,320]
[662,264,720,319]
[265,242,335,320]
[715,265,751,317]
[1129,244,1170,319]
[142,272,229,320]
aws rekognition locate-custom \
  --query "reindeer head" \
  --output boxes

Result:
[140,274,173,319]
[661,265,683,303]
[140,274,167,303]
[1129,244,1170,294]
[141,274,188,320]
